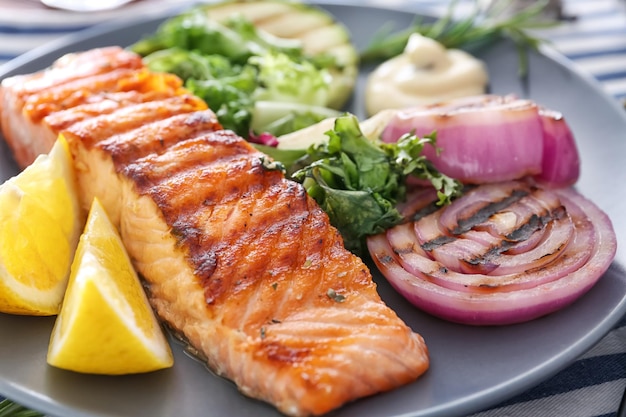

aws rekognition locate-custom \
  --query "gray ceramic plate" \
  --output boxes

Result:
[1,3,625,417]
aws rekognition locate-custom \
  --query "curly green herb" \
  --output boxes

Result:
[288,114,462,254]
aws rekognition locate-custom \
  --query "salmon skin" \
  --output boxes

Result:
[0,47,429,416]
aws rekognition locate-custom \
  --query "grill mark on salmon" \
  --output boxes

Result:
[2,47,142,99]
[24,68,144,122]
[44,91,169,133]
[64,95,208,149]
[33,70,186,129]
[0,47,430,417]
[101,110,219,168]
[125,130,298,306]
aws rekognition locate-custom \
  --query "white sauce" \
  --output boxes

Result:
[365,33,489,116]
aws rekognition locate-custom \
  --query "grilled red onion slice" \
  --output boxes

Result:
[380,95,580,187]
[536,108,581,187]
[381,95,543,183]
[367,181,617,325]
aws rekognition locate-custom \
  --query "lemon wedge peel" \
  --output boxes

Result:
[47,198,173,375]
[0,135,82,315]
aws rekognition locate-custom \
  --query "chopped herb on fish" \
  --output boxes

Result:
[327,289,346,303]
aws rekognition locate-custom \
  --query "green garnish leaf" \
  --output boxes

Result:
[292,114,462,254]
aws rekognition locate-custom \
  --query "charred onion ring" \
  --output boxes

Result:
[367,180,617,325]
[536,107,581,187]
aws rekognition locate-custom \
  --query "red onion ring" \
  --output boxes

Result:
[380,95,580,187]
[381,95,544,184]
[536,108,581,187]
[367,181,617,325]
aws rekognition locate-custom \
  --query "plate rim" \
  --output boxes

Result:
[0,2,625,417]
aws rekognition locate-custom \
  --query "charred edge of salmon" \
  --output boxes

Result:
[0,49,193,168]
[2,46,144,97]
[25,68,188,123]
[64,95,209,150]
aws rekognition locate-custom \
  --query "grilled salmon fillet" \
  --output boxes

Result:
[0,47,429,416]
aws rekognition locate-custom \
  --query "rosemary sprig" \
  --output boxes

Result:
[360,0,559,76]
[0,399,44,417]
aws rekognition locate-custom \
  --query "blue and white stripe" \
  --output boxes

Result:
[541,0,626,100]
[470,315,626,417]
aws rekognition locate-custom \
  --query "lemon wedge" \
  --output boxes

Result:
[47,198,174,374]
[0,136,82,315]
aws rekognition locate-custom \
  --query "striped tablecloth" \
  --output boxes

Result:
[551,0,626,102]
[0,1,624,417]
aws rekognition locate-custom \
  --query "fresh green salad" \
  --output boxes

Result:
[130,1,356,140]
